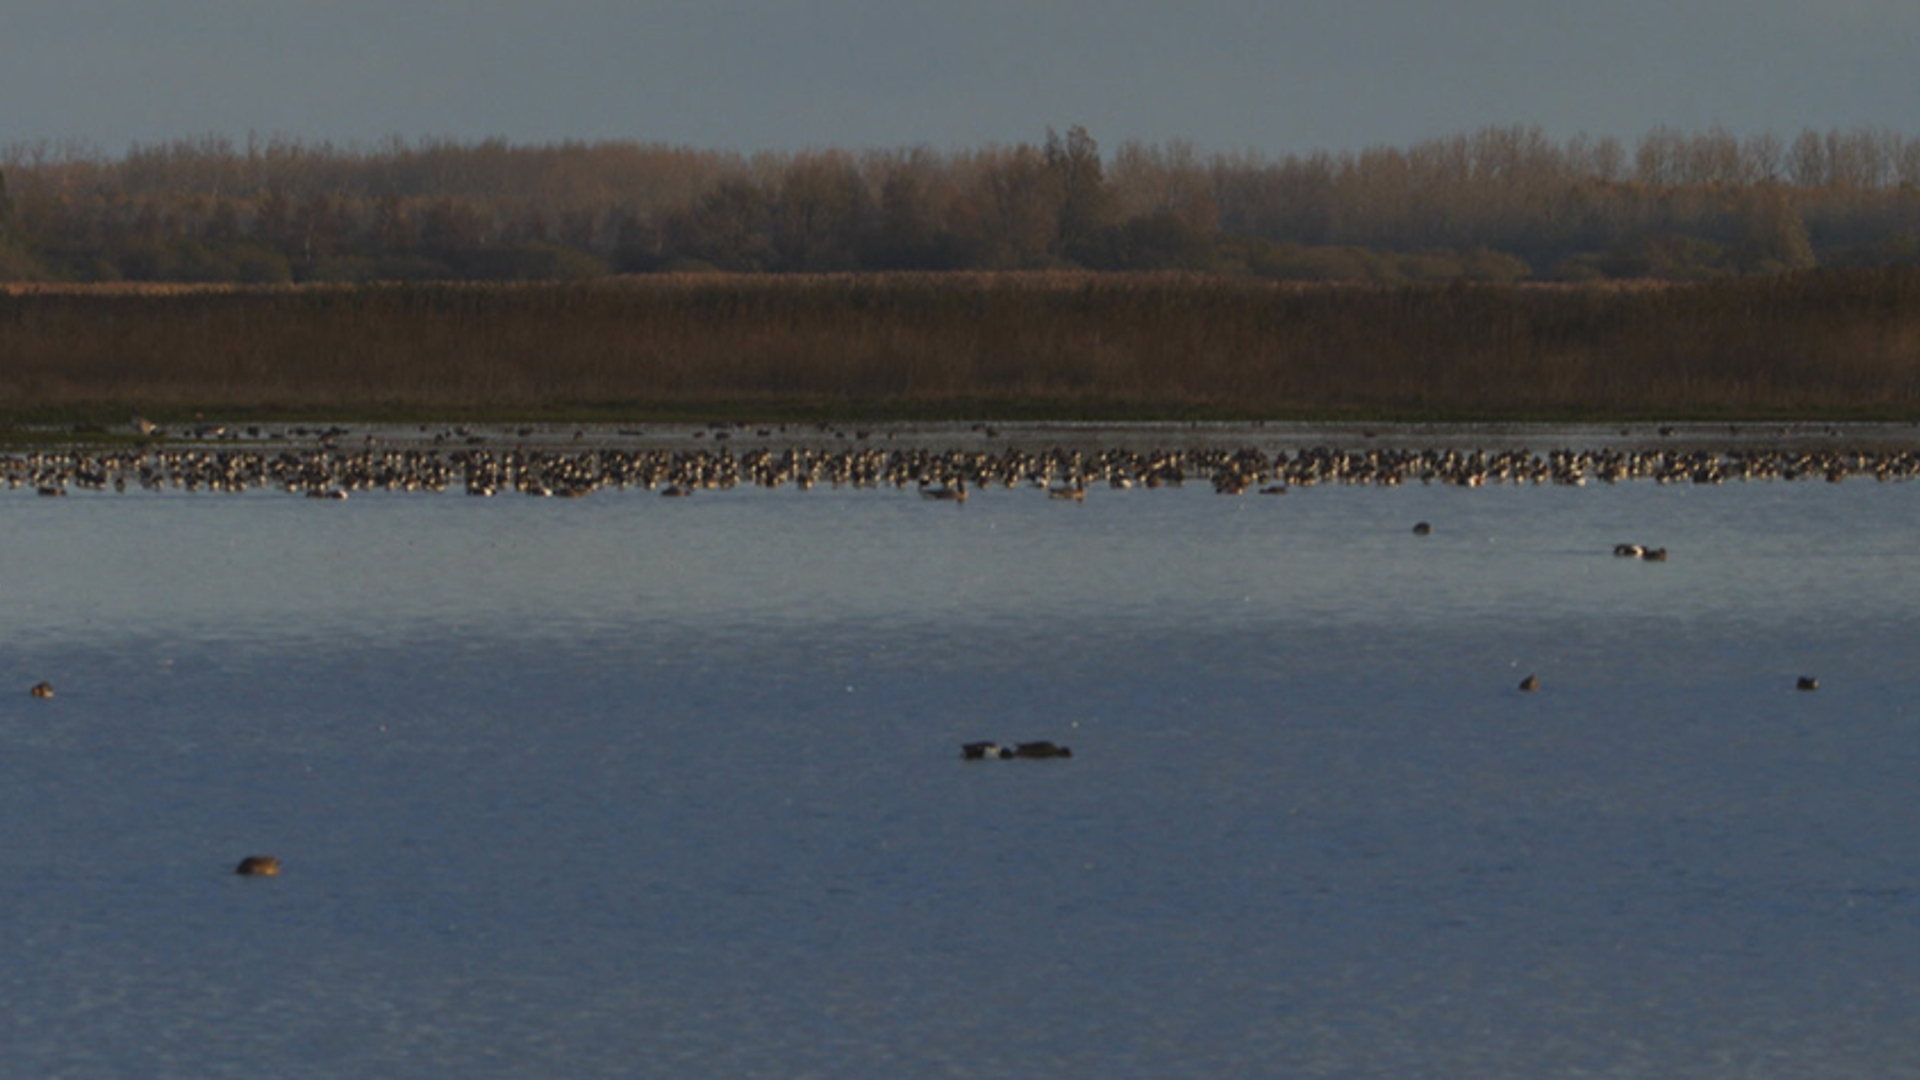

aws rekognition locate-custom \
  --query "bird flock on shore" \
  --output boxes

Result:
[8,439,1920,500]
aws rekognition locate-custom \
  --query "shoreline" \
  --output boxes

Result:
[9,420,1920,497]
[11,417,1920,455]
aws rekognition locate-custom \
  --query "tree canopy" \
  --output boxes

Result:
[2,125,1917,283]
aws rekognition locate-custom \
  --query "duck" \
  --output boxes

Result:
[1641,547,1669,562]
[29,681,54,699]
[234,855,281,877]
[1012,741,1073,759]
[1797,676,1819,691]
[1412,522,1432,536]
[1518,674,1540,692]
[961,741,1013,760]
[1613,543,1644,557]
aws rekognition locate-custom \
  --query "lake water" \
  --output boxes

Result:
[4,427,1920,1078]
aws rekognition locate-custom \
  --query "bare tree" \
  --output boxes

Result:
[1045,125,1115,260]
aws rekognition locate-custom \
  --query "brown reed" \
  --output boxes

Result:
[3,270,1919,421]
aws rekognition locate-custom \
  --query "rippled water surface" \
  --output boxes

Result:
[5,443,1920,1077]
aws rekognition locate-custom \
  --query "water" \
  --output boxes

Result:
[4,457,1920,1077]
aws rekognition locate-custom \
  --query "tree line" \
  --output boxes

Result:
[2,125,1918,285]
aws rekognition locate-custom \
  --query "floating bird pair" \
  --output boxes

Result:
[962,741,1072,760]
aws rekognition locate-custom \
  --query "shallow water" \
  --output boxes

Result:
[4,457,1920,1077]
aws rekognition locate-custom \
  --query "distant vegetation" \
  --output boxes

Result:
[5,126,1919,424]
[6,270,1920,421]
[2,124,1918,285]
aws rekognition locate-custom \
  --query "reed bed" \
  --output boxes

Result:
[3,270,1919,420]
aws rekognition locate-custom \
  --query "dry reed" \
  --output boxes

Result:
[3,270,1918,420]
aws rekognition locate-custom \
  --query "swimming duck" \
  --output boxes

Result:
[234,855,281,877]
[1012,741,1073,759]
[29,681,54,699]
[1518,674,1540,692]
[1797,676,1819,691]
[961,741,1013,760]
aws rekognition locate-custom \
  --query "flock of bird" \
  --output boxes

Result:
[8,436,1920,500]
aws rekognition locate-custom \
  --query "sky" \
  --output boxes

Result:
[1,0,1916,159]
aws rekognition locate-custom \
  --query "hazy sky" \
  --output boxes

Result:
[2,1,1915,157]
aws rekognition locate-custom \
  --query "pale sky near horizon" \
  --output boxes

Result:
[1,1,1914,158]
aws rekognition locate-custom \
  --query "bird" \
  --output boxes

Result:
[1012,741,1073,759]
[1797,676,1819,691]
[29,681,54,699]
[1412,522,1432,535]
[234,855,281,877]
[1518,674,1540,692]
[961,741,1013,760]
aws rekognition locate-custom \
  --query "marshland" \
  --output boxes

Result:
[3,124,1920,425]
[7,129,1920,1079]
[5,268,1920,424]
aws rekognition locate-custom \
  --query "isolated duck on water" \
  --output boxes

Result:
[1013,741,1073,759]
